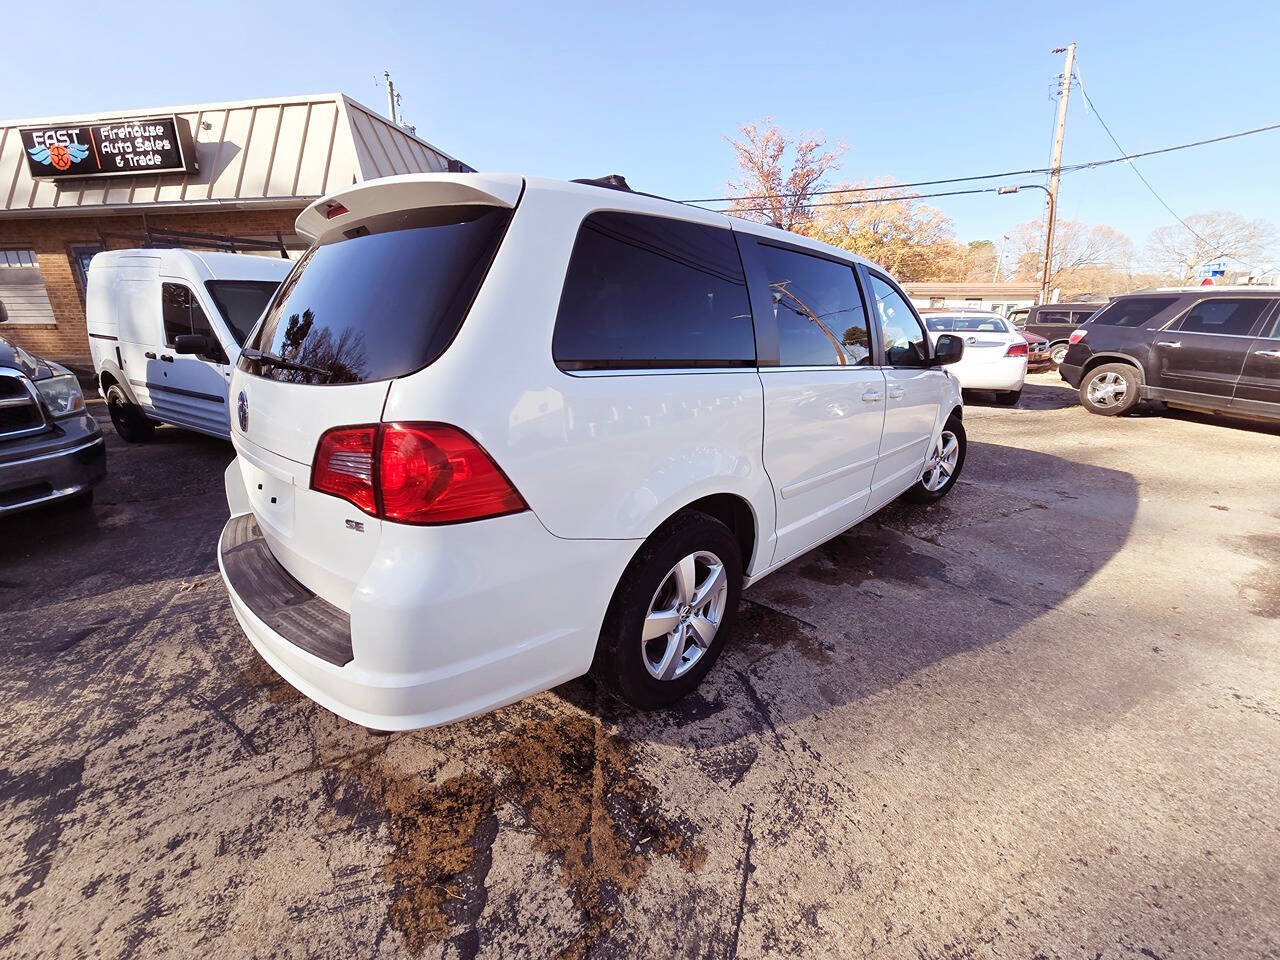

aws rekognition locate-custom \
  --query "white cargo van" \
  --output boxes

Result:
[87,249,291,441]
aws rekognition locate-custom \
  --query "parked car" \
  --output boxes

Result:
[1060,287,1280,420]
[217,173,968,731]
[0,300,105,515]
[1020,330,1053,371]
[87,249,291,442]
[919,310,1027,404]
[1009,302,1106,364]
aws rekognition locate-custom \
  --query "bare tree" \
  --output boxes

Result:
[1010,219,1134,296]
[726,120,844,232]
[1146,212,1277,283]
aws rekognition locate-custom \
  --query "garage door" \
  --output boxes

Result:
[0,250,56,325]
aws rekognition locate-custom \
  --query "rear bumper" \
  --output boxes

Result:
[1059,361,1084,388]
[953,357,1027,392]
[0,414,106,515]
[217,508,638,730]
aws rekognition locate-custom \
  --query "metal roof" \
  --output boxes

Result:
[0,93,463,218]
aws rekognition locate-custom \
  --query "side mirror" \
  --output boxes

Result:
[933,333,964,366]
[0,299,8,323]
[173,333,211,355]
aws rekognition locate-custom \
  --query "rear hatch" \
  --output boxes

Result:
[229,174,524,609]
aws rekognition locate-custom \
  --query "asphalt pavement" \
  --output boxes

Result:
[2,373,1277,959]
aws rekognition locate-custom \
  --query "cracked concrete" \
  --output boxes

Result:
[2,373,1278,958]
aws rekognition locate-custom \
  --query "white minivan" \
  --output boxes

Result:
[87,249,291,440]
[218,174,967,731]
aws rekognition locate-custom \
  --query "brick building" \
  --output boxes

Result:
[0,94,466,363]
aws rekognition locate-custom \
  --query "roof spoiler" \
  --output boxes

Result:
[296,174,524,244]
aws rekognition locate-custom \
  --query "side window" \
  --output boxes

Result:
[162,282,225,361]
[756,244,870,367]
[1173,298,1273,337]
[868,273,929,367]
[1090,297,1177,327]
[552,212,755,369]
[1037,310,1071,325]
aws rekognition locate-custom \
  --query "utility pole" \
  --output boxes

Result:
[994,233,1010,283]
[1040,42,1076,305]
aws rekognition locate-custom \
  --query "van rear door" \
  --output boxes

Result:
[229,174,522,608]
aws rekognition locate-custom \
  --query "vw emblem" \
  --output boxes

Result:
[237,390,249,432]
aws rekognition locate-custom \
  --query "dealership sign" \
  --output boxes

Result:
[19,115,197,180]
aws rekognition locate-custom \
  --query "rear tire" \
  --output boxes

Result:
[1078,363,1141,416]
[903,414,966,504]
[995,389,1022,406]
[594,510,743,709]
[106,384,155,442]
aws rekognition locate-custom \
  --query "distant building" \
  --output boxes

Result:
[902,281,1039,316]
[0,94,468,361]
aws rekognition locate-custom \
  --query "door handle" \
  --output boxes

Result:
[861,389,884,403]
[144,351,157,359]
[161,354,174,363]
[1156,341,1182,348]
[1255,349,1280,359]
[888,386,906,400]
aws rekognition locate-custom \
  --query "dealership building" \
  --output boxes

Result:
[0,94,467,363]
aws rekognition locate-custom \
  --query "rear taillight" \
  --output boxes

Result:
[312,426,377,515]
[310,423,526,525]
[1069,328,1088,344]
[1005,341,1028,357]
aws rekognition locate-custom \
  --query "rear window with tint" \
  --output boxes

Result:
[243,205,511,384]
[1090,297,1177,327]
[553,212,755,370]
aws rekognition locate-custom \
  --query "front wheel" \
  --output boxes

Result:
[1078,363,1141,416]
[903,415,966,504]
[594,510,743,709]
[106,384,155,442]
[1049,342,1070,365]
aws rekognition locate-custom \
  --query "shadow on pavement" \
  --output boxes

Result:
[556,440,1140,752]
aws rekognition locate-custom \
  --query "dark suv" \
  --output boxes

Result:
[1060,288,1280,421]
[1010,302,1106,365]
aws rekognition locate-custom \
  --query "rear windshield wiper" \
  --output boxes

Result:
[240,347,331,379]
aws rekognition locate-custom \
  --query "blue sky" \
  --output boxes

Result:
[5,0,1279,266]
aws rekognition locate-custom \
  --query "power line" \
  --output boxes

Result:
[684,119,1280,205]
[724,183,1046,215]
[1073,60,1256,272]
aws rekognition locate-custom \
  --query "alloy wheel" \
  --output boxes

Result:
[641,551,728,681]
[1087,371,1129,408]
[921,430,960,492]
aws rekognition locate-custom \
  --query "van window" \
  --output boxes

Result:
[162,282,219,350]
[553,212,754,370]
[1090,297,1177,327]
[1035,310,1072,325]
[757,244,870,367]
[244,205,512,384]
[868,273,930,367]
[206,280,281,345]
[1173,298,1272,337]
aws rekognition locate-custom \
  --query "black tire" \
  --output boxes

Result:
[594,509,743,709]
[1078,363,1141,416]
[995,389,1022,407]
[106,384,154,442]
[1049,342,1069,365]
[903,414,966,504]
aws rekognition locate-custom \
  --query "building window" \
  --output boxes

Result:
[0,249,56,325]
[69,243,104,305]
